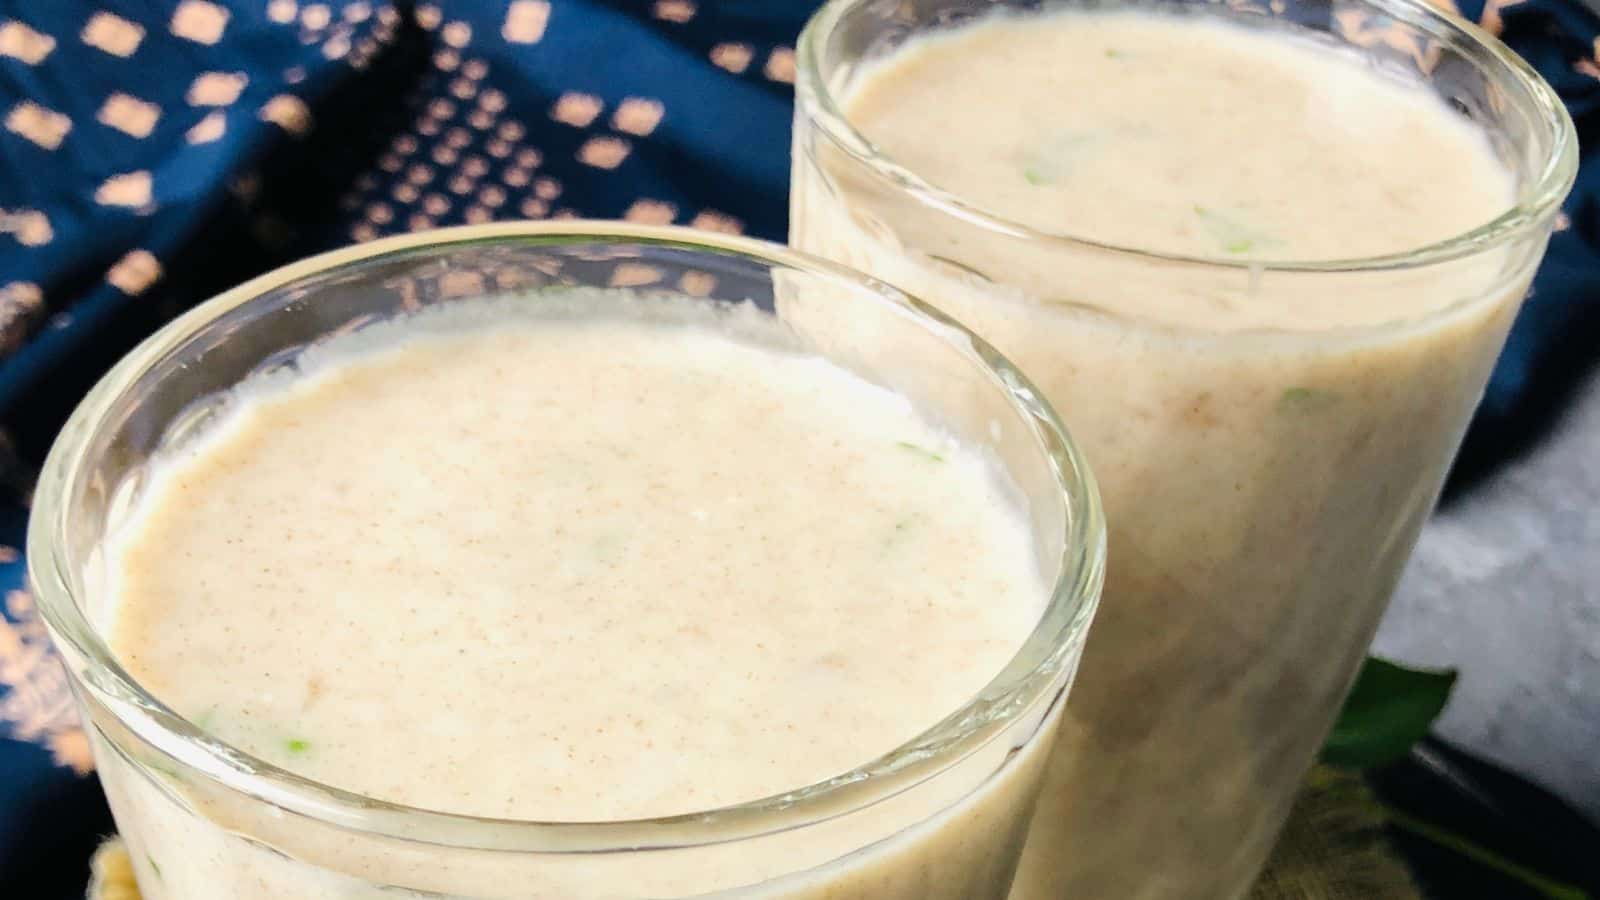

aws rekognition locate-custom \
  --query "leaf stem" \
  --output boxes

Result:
[1380,805,1590,900]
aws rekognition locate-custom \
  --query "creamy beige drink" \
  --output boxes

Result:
[37,229,1105,900]
[792,4,1574,898]
[84,290,1068,899]
[111,301,1045,818]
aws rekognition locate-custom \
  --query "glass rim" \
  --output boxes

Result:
[795,0,1579,275]
[27,221,1106,855]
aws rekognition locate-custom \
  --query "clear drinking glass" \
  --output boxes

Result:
[28,223,1104,899]
[790,2,1577,898]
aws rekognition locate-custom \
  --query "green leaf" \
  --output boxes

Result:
[1322,657,1456,769]
[286,738,310,755]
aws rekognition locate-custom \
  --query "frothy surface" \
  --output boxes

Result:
[848,12,1513,262]
[107,296,1047,821]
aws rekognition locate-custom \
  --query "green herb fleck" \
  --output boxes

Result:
[1321,657,1456,770]
[896,441,945,462]
[1105,48,1126,59]
[1194,205,1279,256]
[885,515,922,554]
[146,757,186,782]
[1021,132,1098,186]
[189,705,217,732]
[1279,387,1340,412]
[286,738,310,755]
[592,532,625,562]
[147,855,163,880]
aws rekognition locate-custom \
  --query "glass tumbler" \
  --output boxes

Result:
[29,223,1105,899]
[790,1,1577,897]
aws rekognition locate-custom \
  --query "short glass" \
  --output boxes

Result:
[28,223,1105,899]
[790,2,1577,898]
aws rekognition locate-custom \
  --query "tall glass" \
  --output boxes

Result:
[28,223,1105,899]
[791,2,1577,897]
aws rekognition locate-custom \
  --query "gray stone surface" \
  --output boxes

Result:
[1374,371,1600,820]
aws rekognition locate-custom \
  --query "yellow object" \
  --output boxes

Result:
[88,840,140,900]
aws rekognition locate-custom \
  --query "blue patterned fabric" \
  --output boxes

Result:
[0,1,1596,895]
